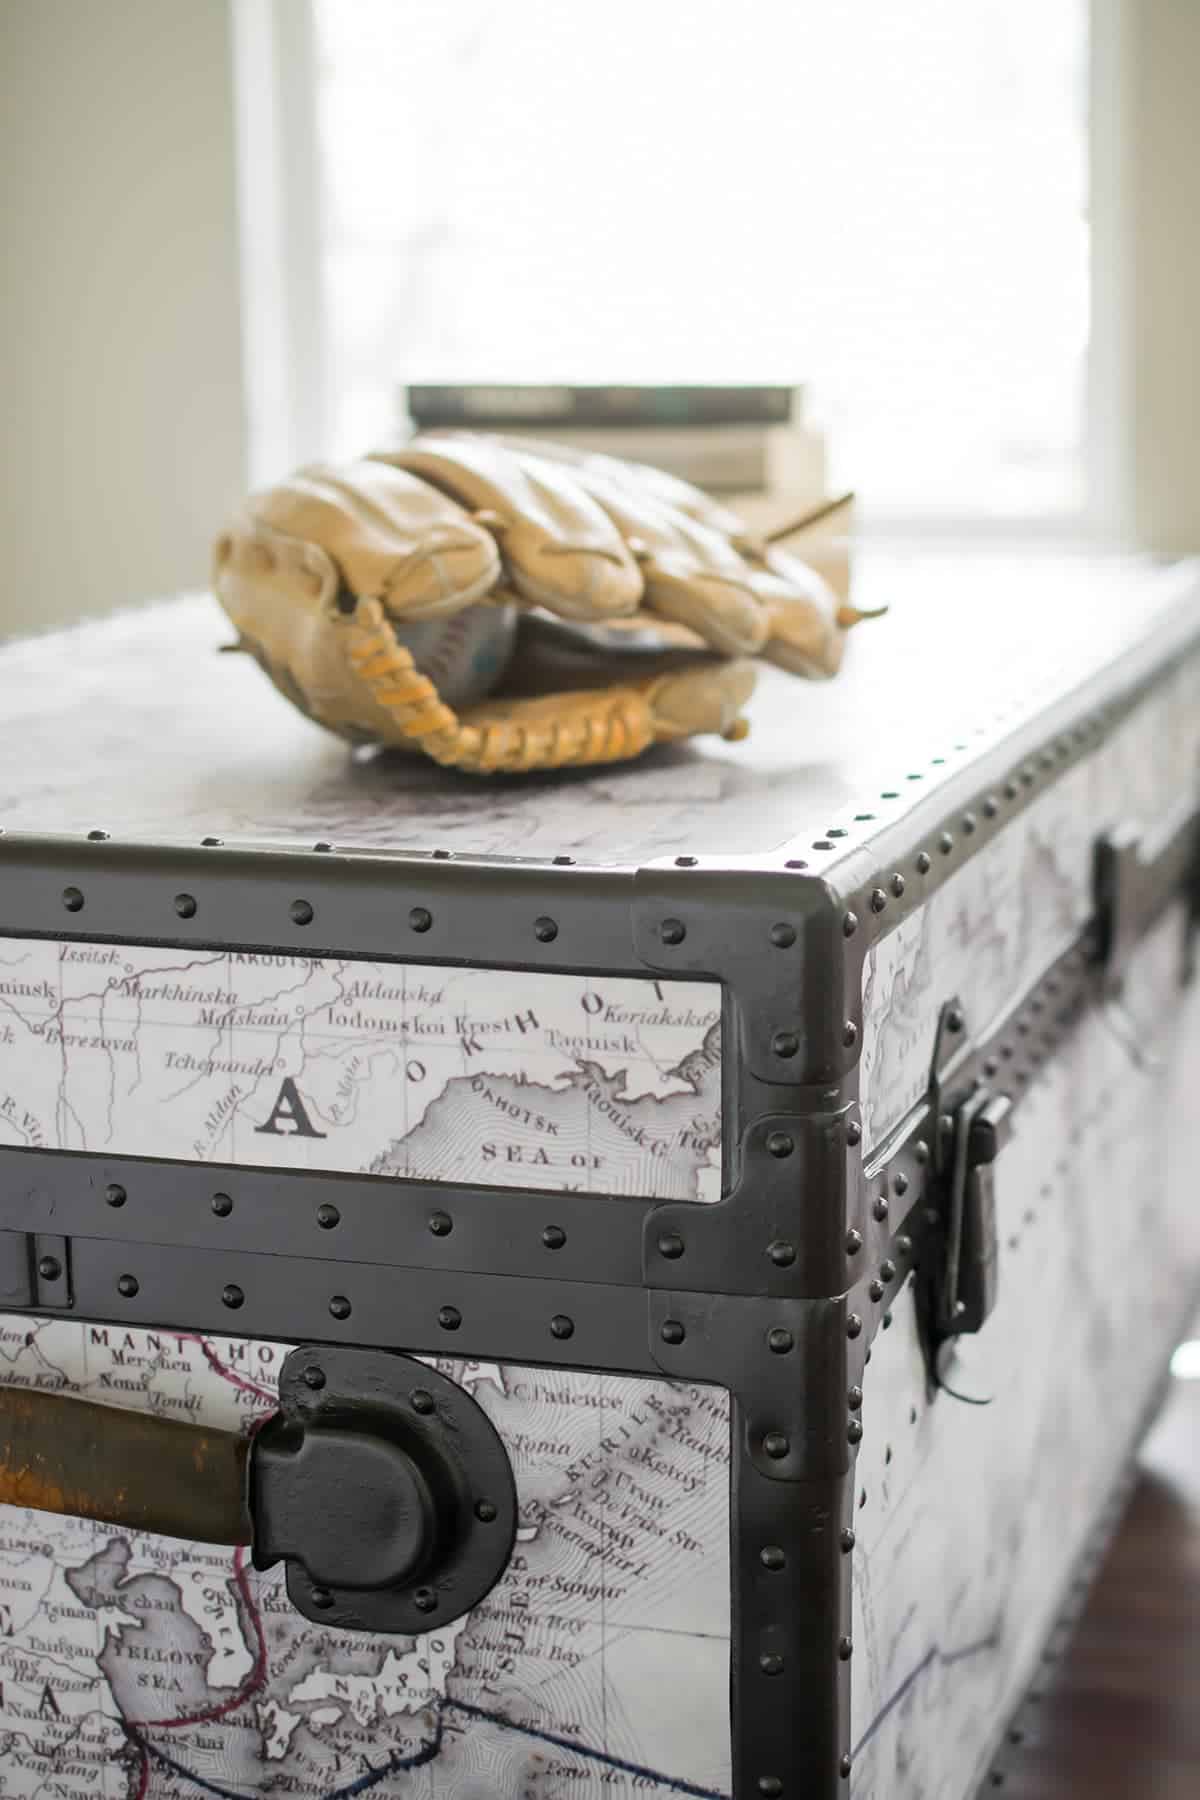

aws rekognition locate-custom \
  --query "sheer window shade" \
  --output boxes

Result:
[306,0,1088,521]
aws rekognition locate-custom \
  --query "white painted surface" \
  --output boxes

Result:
[0,0,246,637]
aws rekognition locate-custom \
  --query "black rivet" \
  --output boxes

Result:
[760,1545,786,1570]
[432,848,452,859]
[759,1653,784,1676]
[313,841,332,853]
[542,1224,567,1250]
[303,1366,326,1390]
[37,1256,61,1281]
[855,812,877,821]
[838,1636,854,1661]
[939,832,954,854]
[890,873,905,898]
[897,1235,913,1257]
[946,1005,965,1033]
[428,1211,453,1237]
[552,854,575,865]
[329,1294,352,1320]
[914,1140,929,1164]
[893,1171,909,1196]
[841,1529,856,1553]
[883,1310,894,1328]
[550,1314,574,1339]
[674,855,698,867]
[845,1120,862,1147]
[847,1419,863,1445]
[916,851,932,874]
[87,829,109,841]
[880,1259,896,1281]
[202,835,223,847]
[316,1203,340,1229]
[869,1279,885,1302]
[769,922,796,948]
[983,796,999,818]
[767,1327,793,1355]
[105,1183,126,1208]
[311,1587,334,1610]
[766,1131,794,1159]
[62,887,84,912]
[846,1313,863,1339]
[1005,779,1019,799]
[848,1386,863,1409]
[409,906,432,933]
[845,1229,863,1256]
[767,1239,795,1267]
[881,790,900,799]
[414,1588,437,1614]
[534,916,558,943]
[812,839,834,851]
[873,1196,889,1223]
[211,1192,233,1217]
[656,1232,684,1260]
[439,1305,462,1331]
[842,1021,858,1049]
[843,910,858,937]
[962,812,977,834]
[870,888,887,913]
[174,893,197,919]
[222,1283,244,1310]
[660,1319,686,1345]
[660,918,686,945]
[763,1433,790,1460]
[840,1754,853,1779]
[290,899,314,926]
[758,1780,783,1798]
[1021,765,1035,785]
[827,827,849,837]
[411,1389,435,1414]
[771,1030,799,1059]
[475,1498,498,1522]
[784,858,808,869]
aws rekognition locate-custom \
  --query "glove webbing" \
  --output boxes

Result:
[346,599,653,774]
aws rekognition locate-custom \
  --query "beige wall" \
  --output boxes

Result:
[0,0,246,638]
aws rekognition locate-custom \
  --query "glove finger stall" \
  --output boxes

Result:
[373,437,643,622]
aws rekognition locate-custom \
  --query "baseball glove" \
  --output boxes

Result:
[214,433,874,775]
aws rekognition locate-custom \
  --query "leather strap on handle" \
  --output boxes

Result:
[0,1385,252,1546]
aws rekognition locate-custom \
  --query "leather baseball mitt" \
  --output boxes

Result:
[214,433,873,775]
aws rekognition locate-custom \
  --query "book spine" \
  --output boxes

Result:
[404,385,798,429]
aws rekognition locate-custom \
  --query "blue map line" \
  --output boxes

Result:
[125,1696,731,1800]
[849,1621,1002,1760]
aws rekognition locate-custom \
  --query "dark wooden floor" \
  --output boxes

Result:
[1006,1347,1200,1798]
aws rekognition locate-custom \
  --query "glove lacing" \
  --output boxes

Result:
[346,599,653,774]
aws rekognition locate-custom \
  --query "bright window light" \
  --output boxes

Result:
[312,0,1088,521]
[1170,1340,1200,1381]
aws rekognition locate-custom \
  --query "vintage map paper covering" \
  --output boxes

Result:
[0,1336,731,1799]
[0,947,722,1203]
[850,905,1200,1797]
[858,650,1200,1150]
[0,950,730,1798]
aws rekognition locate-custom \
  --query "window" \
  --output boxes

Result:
[264,1,1090,522]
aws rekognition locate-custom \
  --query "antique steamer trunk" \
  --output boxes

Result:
[0,552,1197,1800]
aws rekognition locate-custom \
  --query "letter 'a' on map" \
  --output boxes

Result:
[1,942,723,1203]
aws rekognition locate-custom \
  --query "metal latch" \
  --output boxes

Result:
[934,1088,1012,1340]
[1094,801,1200,988]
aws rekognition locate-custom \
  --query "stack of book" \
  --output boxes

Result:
[397,383,826,499]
